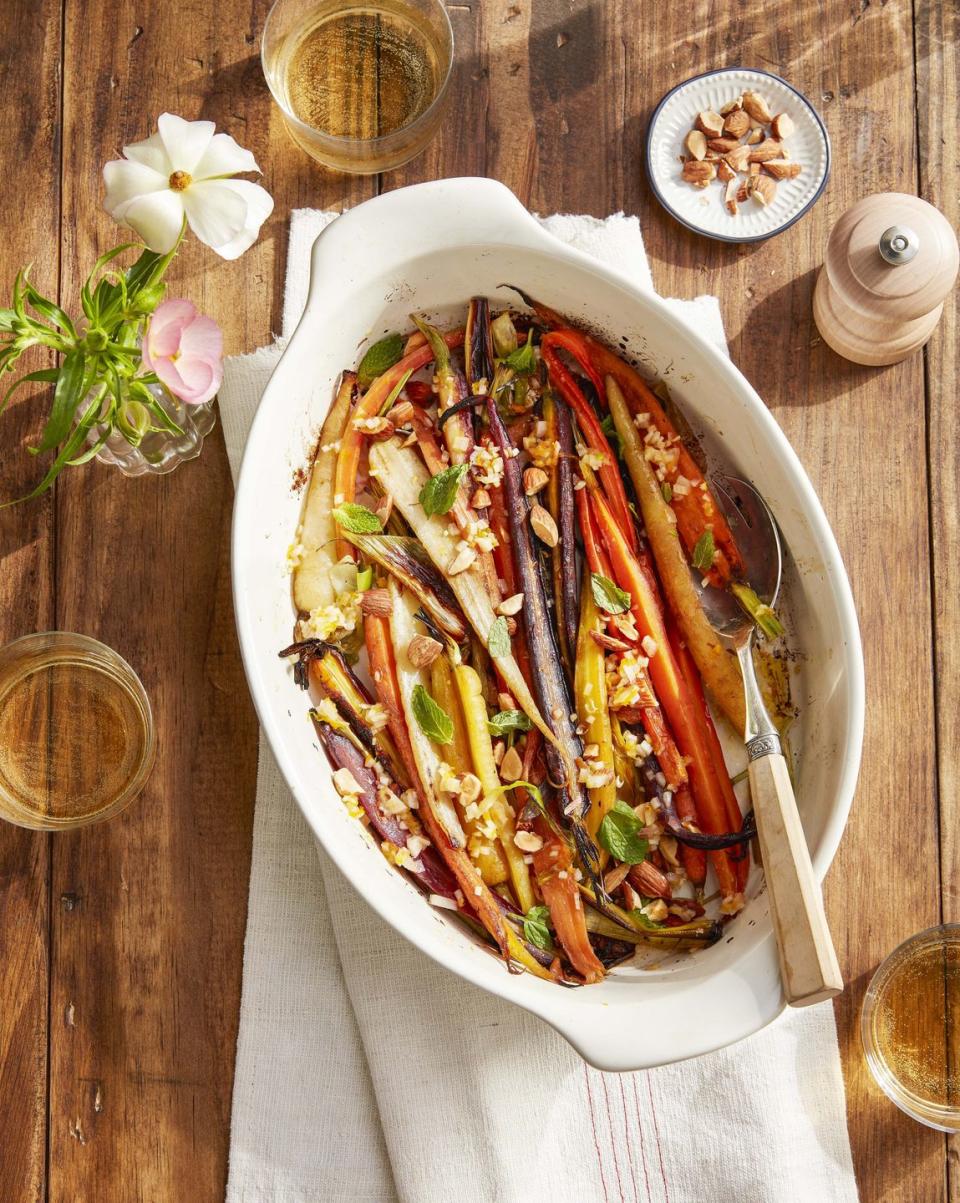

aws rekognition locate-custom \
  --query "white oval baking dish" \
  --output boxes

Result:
[232,178,864,1071]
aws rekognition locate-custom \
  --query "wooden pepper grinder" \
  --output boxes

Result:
[813,192,958,366]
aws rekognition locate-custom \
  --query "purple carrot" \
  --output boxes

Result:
[316,721,457,899]
[486,396,602,886]
[553,396,579,665]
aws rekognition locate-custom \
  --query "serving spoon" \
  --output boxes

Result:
[696,475,843,1006]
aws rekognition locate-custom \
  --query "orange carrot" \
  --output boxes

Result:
[669,624,750,892]
[673,784,707,885]
[533,832,605,984]
[580,334,743,587]
[540,339,636,549]
[591,489,741,906]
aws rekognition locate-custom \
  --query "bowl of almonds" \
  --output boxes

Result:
[645,68,830,243]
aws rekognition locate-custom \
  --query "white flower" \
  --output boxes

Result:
[103,113,273,259]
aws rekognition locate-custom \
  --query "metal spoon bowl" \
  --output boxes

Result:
[694,474,782,647]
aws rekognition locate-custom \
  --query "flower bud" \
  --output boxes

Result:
[117,399,151,445]
[131,282,166,316]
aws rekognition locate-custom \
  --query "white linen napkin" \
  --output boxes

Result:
[223,208,858,1203]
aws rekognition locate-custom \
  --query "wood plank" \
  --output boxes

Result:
[916,0,960,1195]
[396,2,942,1200]
[47,3,375,1199]
[0,1,62,1200]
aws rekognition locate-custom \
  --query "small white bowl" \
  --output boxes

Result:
[646,68,831,243]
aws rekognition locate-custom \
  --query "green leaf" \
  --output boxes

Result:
[494,779,569,847]
[487,615,511,659]
[0,368,58,419]
[630,908,663,931]
[503,330,536,375]
[600,414,623,456]
[590,572,631,615]
[3,387,102,506]
[691,530,716,573]
[357,333,404,388]
[523,905,554,952]
[36,350,88,453]
[23,283,76,339]
[661,481,672,503]
[332,502,383,535]
[411,683,453,745]
[598,800,649,865]
[418,462,468,517]
[486,709,531,735]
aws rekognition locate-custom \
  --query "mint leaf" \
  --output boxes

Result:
[357,333,404,388]
[590,572,631,615]
[661,481,672,503]
[692,530,716,573]
[486,709,531,736]
[487,615,511,659]
[630,908,663,930]
[411,684,453,745]
[598,800,649,865]
[332,503,383,534]
[523,905,554,951]
[418,462,469,517]
[503,330,536,375]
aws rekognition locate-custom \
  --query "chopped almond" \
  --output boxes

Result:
[684,129,707,161]
[742,90,773,123]
[723,109,750,138]
[763,158,802,180]
[695,109,725,138]
[771,112,794,140]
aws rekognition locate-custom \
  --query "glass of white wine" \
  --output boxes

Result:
[862,924,960,1130]
[0,632,156,831]
[261,0,454,174]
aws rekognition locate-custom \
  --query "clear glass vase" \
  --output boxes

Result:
[88,382,217,477]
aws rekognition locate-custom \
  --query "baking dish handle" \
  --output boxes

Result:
[306,178,556,296]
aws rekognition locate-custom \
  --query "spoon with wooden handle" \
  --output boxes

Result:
[696,475,842,1006]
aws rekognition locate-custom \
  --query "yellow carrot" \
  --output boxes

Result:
[454,663,535,914]
[607,376,746,735]
[430,657,509,887]
[574,573,617,853]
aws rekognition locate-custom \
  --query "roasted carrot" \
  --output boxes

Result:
[334,329,464,558]
[591,489,742,909]
[583,337,743,587]
[364,607,551,979]
[673,784,708,885]
[669,624,750,892]
[533,832,605,984]
[540,338,636,549]
[539,327,606,407]
[607,375,746,732]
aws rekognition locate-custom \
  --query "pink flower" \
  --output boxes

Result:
[141,299,223,405]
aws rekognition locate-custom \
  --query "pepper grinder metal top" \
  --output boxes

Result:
[813,193,958,366]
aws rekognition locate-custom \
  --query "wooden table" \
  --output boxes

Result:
[0,2,955,1199]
